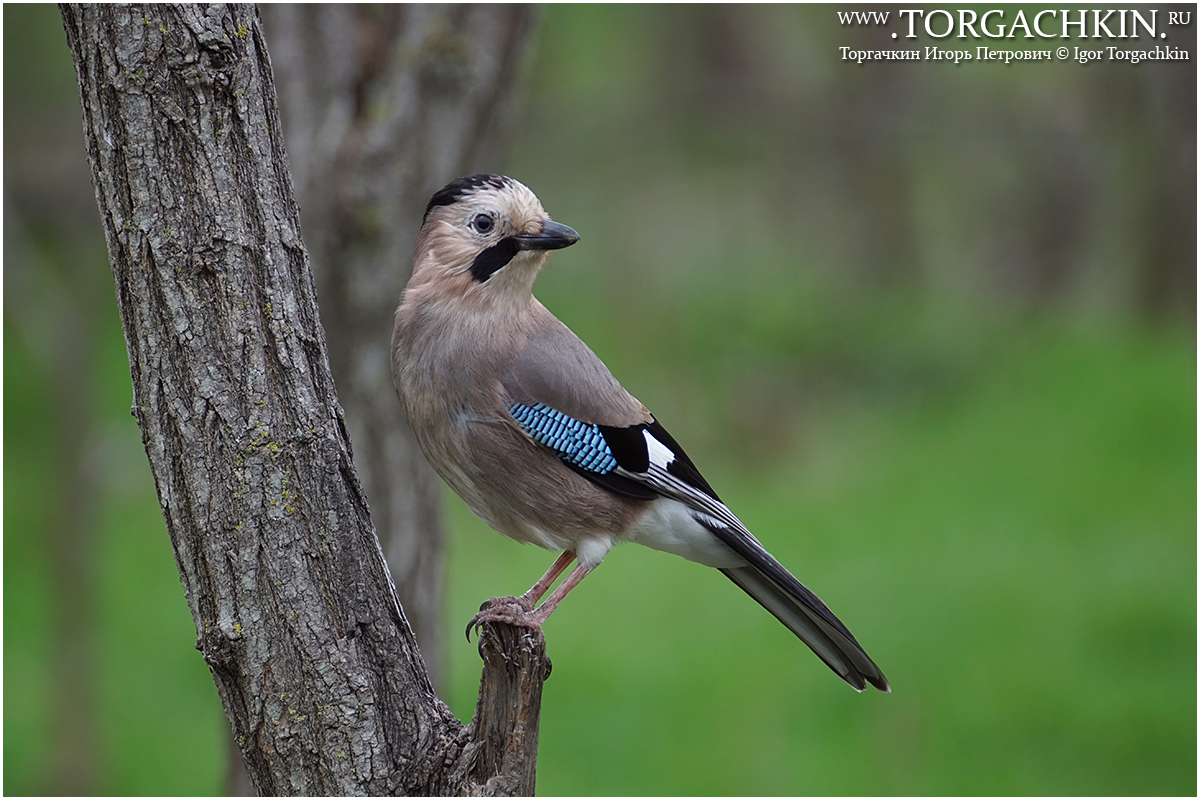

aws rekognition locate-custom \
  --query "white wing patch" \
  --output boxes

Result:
[642,429,676,470]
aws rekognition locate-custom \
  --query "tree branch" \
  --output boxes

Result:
[60,3,547,794]
[456,626,553,796]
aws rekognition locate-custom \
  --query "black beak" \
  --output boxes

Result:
[513,220,580,251]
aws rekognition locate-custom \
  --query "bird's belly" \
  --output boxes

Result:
[425,454,555,544]
[418,420,622,554]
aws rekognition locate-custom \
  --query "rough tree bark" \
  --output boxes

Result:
[260,4,538,690]
[233,7,538,792]
[60,4,549,794]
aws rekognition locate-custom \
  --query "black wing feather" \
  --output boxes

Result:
[561,460,658,500]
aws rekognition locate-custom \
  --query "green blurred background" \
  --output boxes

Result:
[5,4,1196,795]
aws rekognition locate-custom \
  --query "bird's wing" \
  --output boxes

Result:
[508,395,889,691]
[503,309,662,500]
[505,308,650,427]
[503,312,889,692]
[501,305,723,505]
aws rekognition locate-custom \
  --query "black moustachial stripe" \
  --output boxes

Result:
[470,237,519,282]
[424,173,511,222]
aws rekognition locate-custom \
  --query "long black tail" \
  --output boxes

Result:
[720,564,889,692]
[684,508,888,691]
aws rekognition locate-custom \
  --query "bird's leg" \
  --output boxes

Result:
[515,549,576,609]
[466,550,577,638]
[522,561,596,627]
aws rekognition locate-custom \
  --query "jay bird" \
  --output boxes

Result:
[391,174,889,692]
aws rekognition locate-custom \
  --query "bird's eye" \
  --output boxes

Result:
[471,213,495,234]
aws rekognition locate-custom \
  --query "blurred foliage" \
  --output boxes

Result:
[4,3,1195,796]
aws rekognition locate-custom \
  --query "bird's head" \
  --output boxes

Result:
[409,174,579,309]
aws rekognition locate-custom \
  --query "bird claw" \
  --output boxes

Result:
[465,595,542,640]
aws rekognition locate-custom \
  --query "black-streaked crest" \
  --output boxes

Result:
[424,174,513,222]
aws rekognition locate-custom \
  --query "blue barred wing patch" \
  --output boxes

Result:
[509,403,617,474]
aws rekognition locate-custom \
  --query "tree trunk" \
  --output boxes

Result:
[60,4,548,794]
[259,4,538,690]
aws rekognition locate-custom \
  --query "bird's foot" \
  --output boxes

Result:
[465,595,543,640]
